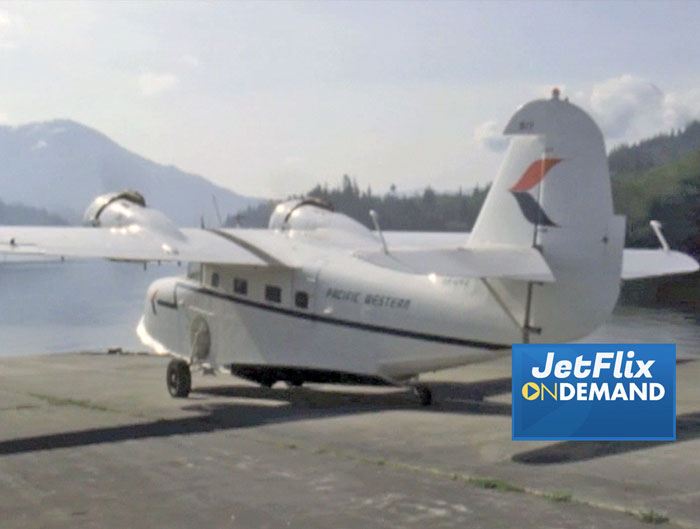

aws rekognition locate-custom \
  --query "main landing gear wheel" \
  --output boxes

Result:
[259,375,277,388]
[167,359,191,398]
[413,385,432,407]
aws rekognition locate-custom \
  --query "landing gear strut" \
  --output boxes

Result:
[413,385,432,406]
[167,358,191,398]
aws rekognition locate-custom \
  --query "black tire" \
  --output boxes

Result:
[259,376,276,388]
[167,359,191,398]
[414,385,432,407]
[288,374,304,387]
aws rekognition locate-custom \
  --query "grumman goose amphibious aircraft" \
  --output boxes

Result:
[1,91,697,405]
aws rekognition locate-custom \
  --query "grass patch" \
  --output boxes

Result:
[546,490,573,502]
[0,404,39,411]
[27,392,113,412]
[636,509,669,524]
[469,476,524,492]
[269,435,677,526]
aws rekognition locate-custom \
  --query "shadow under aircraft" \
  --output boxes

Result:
[0,378,511,457]
[2,370,697,465]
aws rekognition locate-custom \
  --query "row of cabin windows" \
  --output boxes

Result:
[208,272,308,309]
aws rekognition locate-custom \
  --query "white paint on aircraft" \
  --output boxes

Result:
[1,91,697,399]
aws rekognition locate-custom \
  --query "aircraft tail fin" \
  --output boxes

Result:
[469,90,616,249]
[469,91,625,341]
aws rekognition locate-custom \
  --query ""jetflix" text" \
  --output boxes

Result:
[531,351,654,379]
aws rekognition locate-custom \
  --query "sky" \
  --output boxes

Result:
[1,1,700,199]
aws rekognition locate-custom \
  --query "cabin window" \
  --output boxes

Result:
[187,262,201,281]
[233,277,248,296]
[265,285,282,303]
[211,272,219,288]
[295,291,309,309]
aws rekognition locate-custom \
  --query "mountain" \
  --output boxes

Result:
[0,120,259,226]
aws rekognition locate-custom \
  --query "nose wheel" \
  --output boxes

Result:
[167,358,192,398]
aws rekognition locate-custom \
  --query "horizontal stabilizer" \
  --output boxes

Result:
[356,245,555,282]
[622,249,699,280]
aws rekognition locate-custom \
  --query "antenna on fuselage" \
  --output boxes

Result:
[369,210,389,255]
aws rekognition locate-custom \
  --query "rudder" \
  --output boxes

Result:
[469,91,625,342]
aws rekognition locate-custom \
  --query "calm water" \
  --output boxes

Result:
[0,261,181,356]
[0,261,698,358]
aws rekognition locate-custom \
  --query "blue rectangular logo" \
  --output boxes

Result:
[512,344,675,440]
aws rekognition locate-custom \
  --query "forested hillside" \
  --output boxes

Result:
[608,121,700,176]
[608,121,699,259]
[227,176,489,233]
[0,199,67,226]
[231,123,699,257]
[231,124,699,307]
[613,149,699,255]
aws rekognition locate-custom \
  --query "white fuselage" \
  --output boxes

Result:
[140,96,636,385]
[139,218,618,381]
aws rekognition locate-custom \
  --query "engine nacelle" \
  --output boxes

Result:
[83,190,147,227]
[268,197,370,236]
[83,190,184,240]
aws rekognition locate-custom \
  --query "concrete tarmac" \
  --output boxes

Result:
[0,352,698,528]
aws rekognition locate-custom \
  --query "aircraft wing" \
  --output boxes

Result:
[622,249,699,280]
[0,226,276,266]
[356,245,555,282]
[3,225,695,281]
